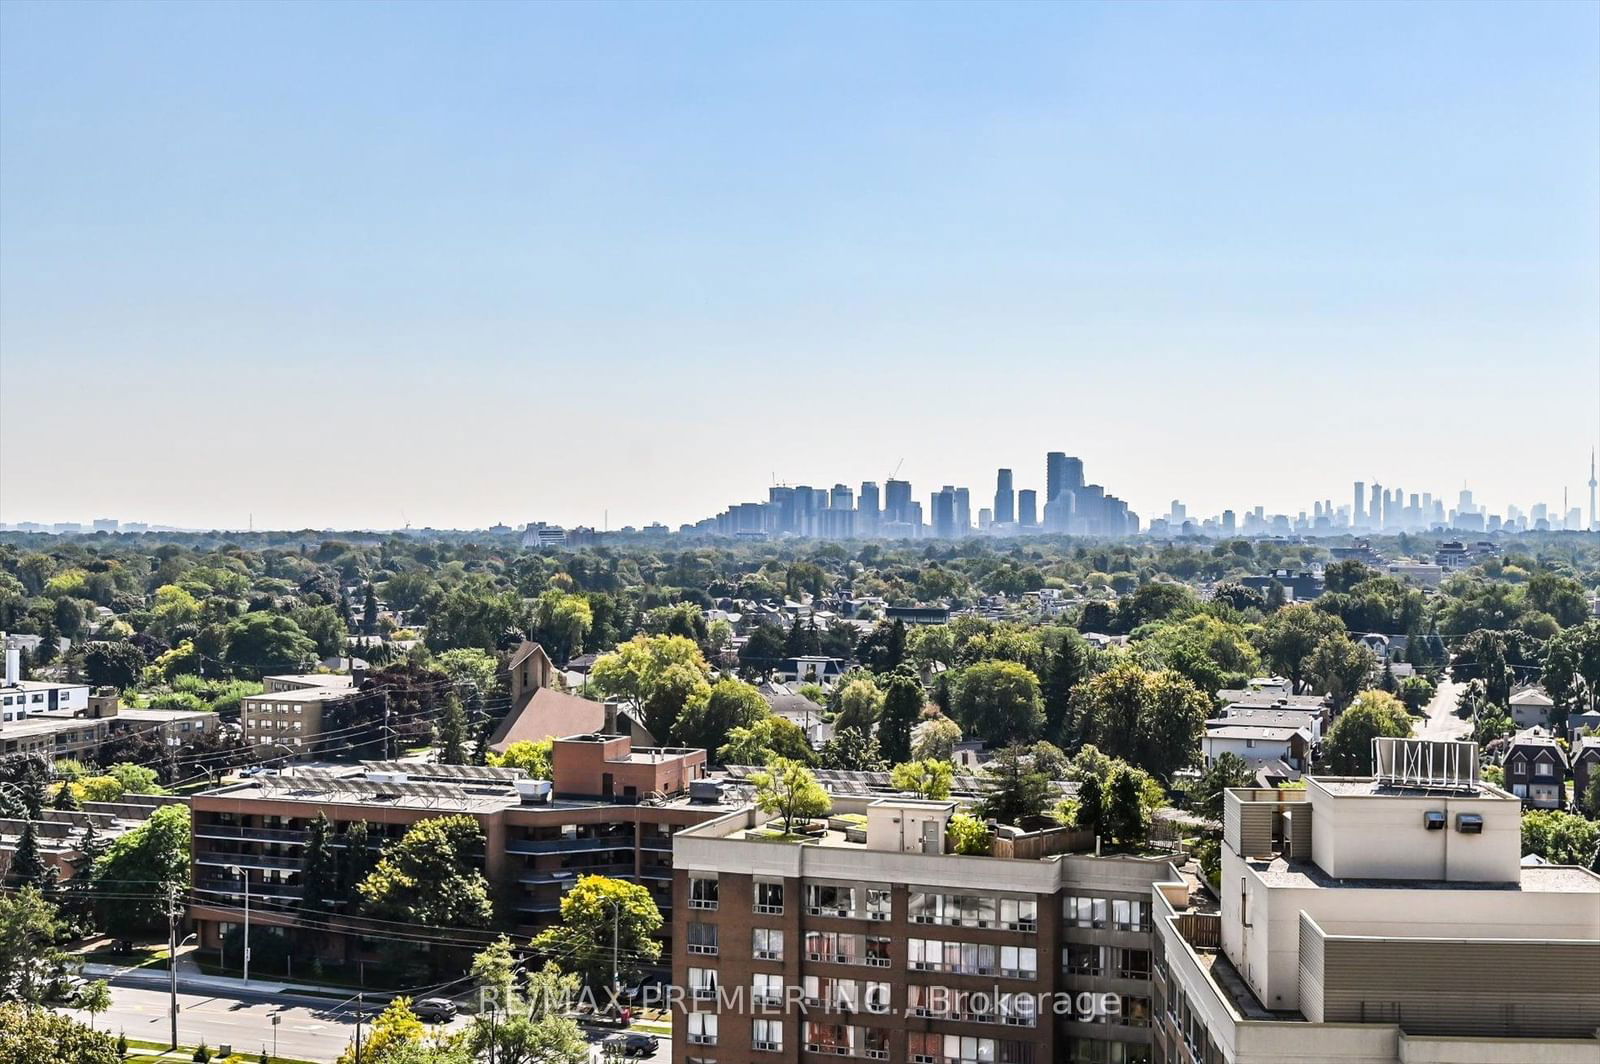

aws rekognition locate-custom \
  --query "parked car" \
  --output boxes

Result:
[603,1033,659,1058]
[412,998,458,1023]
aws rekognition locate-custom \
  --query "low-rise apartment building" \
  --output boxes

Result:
[239,682,353,756]
[1150,738,1600,1064]
[671,797,1186,1064]
[187,733,722,970]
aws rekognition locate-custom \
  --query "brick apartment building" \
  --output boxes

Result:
[671,797,1183,1064]
[187,733,725,971]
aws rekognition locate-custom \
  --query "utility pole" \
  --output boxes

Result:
[611,901,620,1014]
[167,884,179,1051]
[241,867,251,986]
[354,993,364,1064]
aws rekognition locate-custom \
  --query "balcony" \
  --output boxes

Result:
[194,851,303,872]
[193,823,308,845]
[506,836,635,855]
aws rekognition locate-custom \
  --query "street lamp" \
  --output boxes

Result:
[169,931,197,1051]
[226,864,251,986]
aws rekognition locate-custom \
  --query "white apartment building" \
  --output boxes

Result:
[1151,739,1600,1064]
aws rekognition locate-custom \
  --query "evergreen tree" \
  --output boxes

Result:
[877,669,923,765]
[336,820,378,904]
[1043,636,1088,747]
[437,692,468,765]
[7,822,49,889]
[53,780,81,811]
[1074,773,1104,835]
[1105,768,1147,845]
[975,745,1053,826]
[1379,659,1398,693]
[300,813,337,913]
[362,585,379,636]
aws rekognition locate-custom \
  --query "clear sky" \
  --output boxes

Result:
[2,1,1596,531]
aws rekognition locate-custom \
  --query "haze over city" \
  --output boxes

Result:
[2,1,1597,530]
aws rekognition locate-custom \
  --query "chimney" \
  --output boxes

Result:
[3,633,17,687]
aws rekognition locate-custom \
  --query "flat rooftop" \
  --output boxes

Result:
[244,687,352,702]
[264,674,355,687]
[1246,854,1600,893]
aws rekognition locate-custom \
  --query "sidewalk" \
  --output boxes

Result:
[83,960,353,1002]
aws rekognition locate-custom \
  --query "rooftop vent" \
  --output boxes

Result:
[1455,813,1484,835]
[1423,811,1446,831]
[689,779,724,804]
[514,779,553,805]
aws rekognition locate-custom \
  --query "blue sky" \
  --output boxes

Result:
[2,1,1596,530]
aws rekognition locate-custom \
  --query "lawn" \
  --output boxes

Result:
[124,1037,319,1064]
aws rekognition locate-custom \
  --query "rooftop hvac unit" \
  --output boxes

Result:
[514,779,553,804]
[365,771,408,785]
[1455,813,1484,835]
[1423,811,1447,831]
[689,779,725,803]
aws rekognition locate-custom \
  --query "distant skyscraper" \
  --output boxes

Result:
[954,488,971,534]
[1369,483,1382,529]
[932,487,957,538]
[884,479,912,524]
[1046,452,1084,504]
[994,469,1015,524]
[1353,481,1365,526]
[1221,509,1236,534]
[1018,489,1038,528]
[978,507,992,531]
[831,484,854,512]
[858,481,880,536]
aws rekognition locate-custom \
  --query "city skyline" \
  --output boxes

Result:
[2,2,1597,532]
[9,447,1597,537]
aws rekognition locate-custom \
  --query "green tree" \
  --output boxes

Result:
[358,815,494,930]
[6,823,49,890]
[1042,632,1091,746]
[716,717,814,766]
[1191,753,1256,821]
[818,726,884,771]
[1073,663,1208,781]
[910,714,963,762]
[1321,691,1412,774]
[93,804,190,935]
[466,956,588,1064]
[1520,810,1600,868]
[1542,620,1600,714]
[589,634,710,712]
[832,676,885,735]
[82,641,146,691]
[530,875,663,991]
[750,758,831,835]
[335,997,424,1064]
[336,820,378,900]
[952,660,1044,745]
[76,979,112,1032]
[292,604,348,660]
[1104,767,1149,845]
[877,669,924,765]
[641,663,712,747]
[490,739,553,779]
[674,677,768,752]
[106,763,163,795]
[0,1002,120,1064]
[947,813,992,856]
[223,614,316,677]
[1074,773,1104,834]
[0,887,73,1004]
[1259,605,1346,693]
[1397,674,1437,713]
[362,584,380,636]
[300,813,337,913]
[890,758,954,799]
[975,744,1053,825]
[436,691,468,765]
[1309,635,1376,710]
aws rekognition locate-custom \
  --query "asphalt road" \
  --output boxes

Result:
[64,986,670,1063]
[1417,676,1471,741]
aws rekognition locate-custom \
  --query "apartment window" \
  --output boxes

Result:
[1535,762,1553,778]
[752,1018,782,1052]
[1510,758,1527,775]
[808,883,856,917]
[865,887,891,921]
[687,922,718,955]
[753,928,783,961]
[1064,943,1102,975]
[999,945,1037,979]
[1065,895,1107,928]
[1111,898,1149,932]
[752,973,784,1006]
[689,876,719,910]
[1115,948,1152,980]
[999,897,1037,931]
[688,967,718,1001]
[862,981,890,1013]
[685,1012,718,1046]
[754,880,784,915]
[866,936,891,968]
